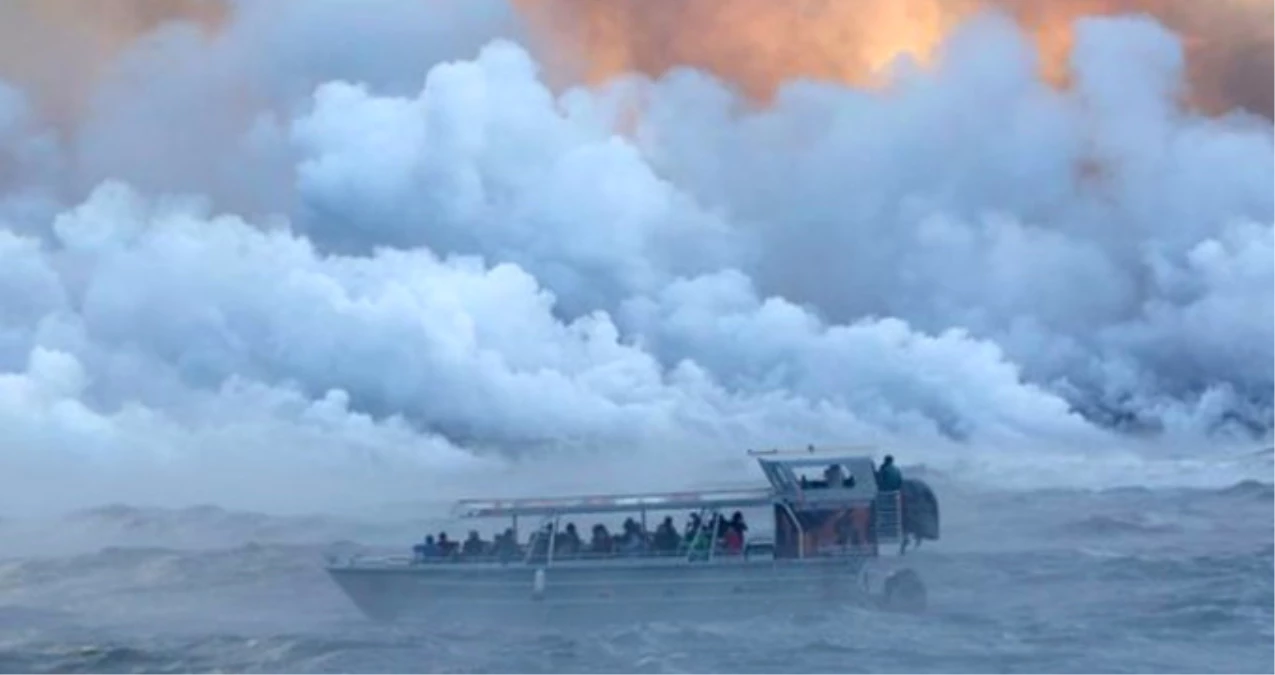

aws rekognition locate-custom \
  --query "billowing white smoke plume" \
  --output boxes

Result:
[0,2,1269,514]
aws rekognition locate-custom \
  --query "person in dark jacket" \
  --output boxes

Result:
[876,455,903,491]
[413,535,440,562]
[461,530,487,557]
[653,516,680,553]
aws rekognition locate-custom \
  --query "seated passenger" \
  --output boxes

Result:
[653,516,680,553]
[437,532,457,558]
[554,522,582,557]
[413,534,440,562]
[715,514,730,539]
[825,464,845,488]
[876,455,903,491]
[722,526,743,554]
[619,518,646,555]
[462,530,486,557]
[590,524,613,556]
[494,527,519,562]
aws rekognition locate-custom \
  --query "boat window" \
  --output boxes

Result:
[797,463,856,489]
[418,505,773,566]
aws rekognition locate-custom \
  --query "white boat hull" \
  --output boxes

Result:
[326,555,912,624]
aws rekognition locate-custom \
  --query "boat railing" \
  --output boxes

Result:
[400,532,775,566]
[402,548,764,565]
[394,536,885,567]
[327,553,414,568]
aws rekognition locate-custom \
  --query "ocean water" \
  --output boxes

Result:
[1,479,1271,674]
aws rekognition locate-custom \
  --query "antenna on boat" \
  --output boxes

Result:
[747,444,878,457]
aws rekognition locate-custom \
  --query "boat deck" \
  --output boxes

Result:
[327,544,888,573]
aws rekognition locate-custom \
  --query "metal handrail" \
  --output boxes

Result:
[523,513,557,565]
[683,508,706,562]
[547,515,559,565]
[706,511,720,563]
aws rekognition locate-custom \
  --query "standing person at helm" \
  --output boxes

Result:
[876,455,903,491]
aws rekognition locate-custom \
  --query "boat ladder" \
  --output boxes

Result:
[874,490,903,548]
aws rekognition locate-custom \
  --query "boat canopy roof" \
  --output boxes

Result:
[453,487,774,518]
[453,445,887,519]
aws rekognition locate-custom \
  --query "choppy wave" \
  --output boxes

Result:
[0,635,389,675]
[1214,479,1275,501]
[1060,514,1183,536]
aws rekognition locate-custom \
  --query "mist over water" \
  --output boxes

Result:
[0,479,1271,673]
[0,0,1270,672]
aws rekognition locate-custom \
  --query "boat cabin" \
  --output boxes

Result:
[429,448,904,566]
[750,448,903,559]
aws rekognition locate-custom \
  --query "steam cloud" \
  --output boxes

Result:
[0,1,1270,513]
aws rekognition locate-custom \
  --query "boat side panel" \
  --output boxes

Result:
[327,557,873,622]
